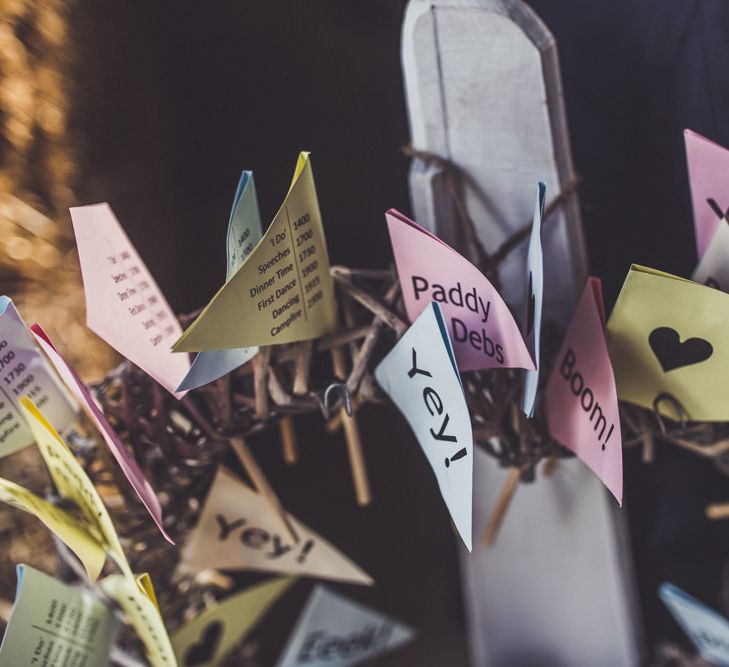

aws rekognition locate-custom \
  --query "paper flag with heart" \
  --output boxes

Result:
[177,171,263,391]
[276,586,414,667]
[545,278,622,504]
[384,209,534,372]
[606,264,729,421]
[0,296,76,457]
[101,573,176,667]
[172,577,293,667]
[0,564,118,666]
[374,301,473,550]
[685,129,729,258]
[19,397,133,578]
[692,219,729,292]
[660,582,729,666]
[30,324,172,544]
[0,477,106,581]
[70,202,191,398]
[178,468,372,585]
[521,182,546,417]
[173,152,337,352]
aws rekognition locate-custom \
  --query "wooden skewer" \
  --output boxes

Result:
[482,467,521,548]
[639,411,655,463]
[279,417,299,465]
[229,436,299,543]
[706,502,729,520]
[330,345,371,506]
[252,347,271,419]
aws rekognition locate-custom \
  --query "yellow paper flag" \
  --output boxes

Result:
[607,264,729,420]
[171,577,294,667]
[0,477,106,581]
[101,573,177,667]
[173,152,337,352]
[19,397,133,578]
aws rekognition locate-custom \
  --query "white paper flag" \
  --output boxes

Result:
[692,219,729,292]
[522,182,546,417]
[0,296,76,456]
[375,301,473,550]
[660,582,729,666]
[276,586,414,667]
[178,468,372,586]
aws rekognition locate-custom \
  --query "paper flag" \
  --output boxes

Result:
[545,278,622,504]
[374,301,473,551]
[384,209,533,372]
[276,586,414,667]
[0,477,106,581]
[0,564,118,666]
[100,573,177,667]
[173,153,337,352]
[30,324,172,544]
[521,182,546,417]
[177,171,263,391]
[692,218,729,292]
[69,202,191,397]
[0,296,76,457]
[660,582,729,666]
[19,397,132,578]
[179,468,372,585]
[685,129,729,258]
[172,577,293,667]
[607,265,729,421]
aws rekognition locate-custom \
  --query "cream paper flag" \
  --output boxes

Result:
[0,477,106,582]
[0,296,76,457]
[70,202,191,398]
[101,573,177,667]
[178,468,372,585]
[19,397,133,578]
[0,564,119,666]
[374,302,473,551]
[172,577,293,667]
[276,586,414,667]
[177,171,263,391]
[173,152,337,352]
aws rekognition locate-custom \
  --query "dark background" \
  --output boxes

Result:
[68,1,729,664]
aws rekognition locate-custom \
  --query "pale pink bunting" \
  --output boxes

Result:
[30,323,173,544]
[544,278,622,504]
[685,129,729,258]
[385,209,534,372]
[69,203,190,398]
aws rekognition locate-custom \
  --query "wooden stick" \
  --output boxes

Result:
[279,417,298,465]
[482,468,521,548]
[706,502,729,520]
[229,436,299,542]
[330,345,371,506]
[639,411,655,464]
[252,347,271,419]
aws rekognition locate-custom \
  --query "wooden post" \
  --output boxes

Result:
[401,1,642,665]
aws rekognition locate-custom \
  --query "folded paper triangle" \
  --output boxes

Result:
[276,586,414,667]
[179,468,372,586]
[375,301,473,550]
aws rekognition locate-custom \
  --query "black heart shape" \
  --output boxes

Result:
[648,327,713,372]
[526,271,535,337]
[185,621,224,666]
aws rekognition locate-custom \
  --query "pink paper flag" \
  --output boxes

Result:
[685,129,729,258]
[30,324,173,544]
[385,209,534,371]
[544,278,622,504]
[69,203,190,398]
